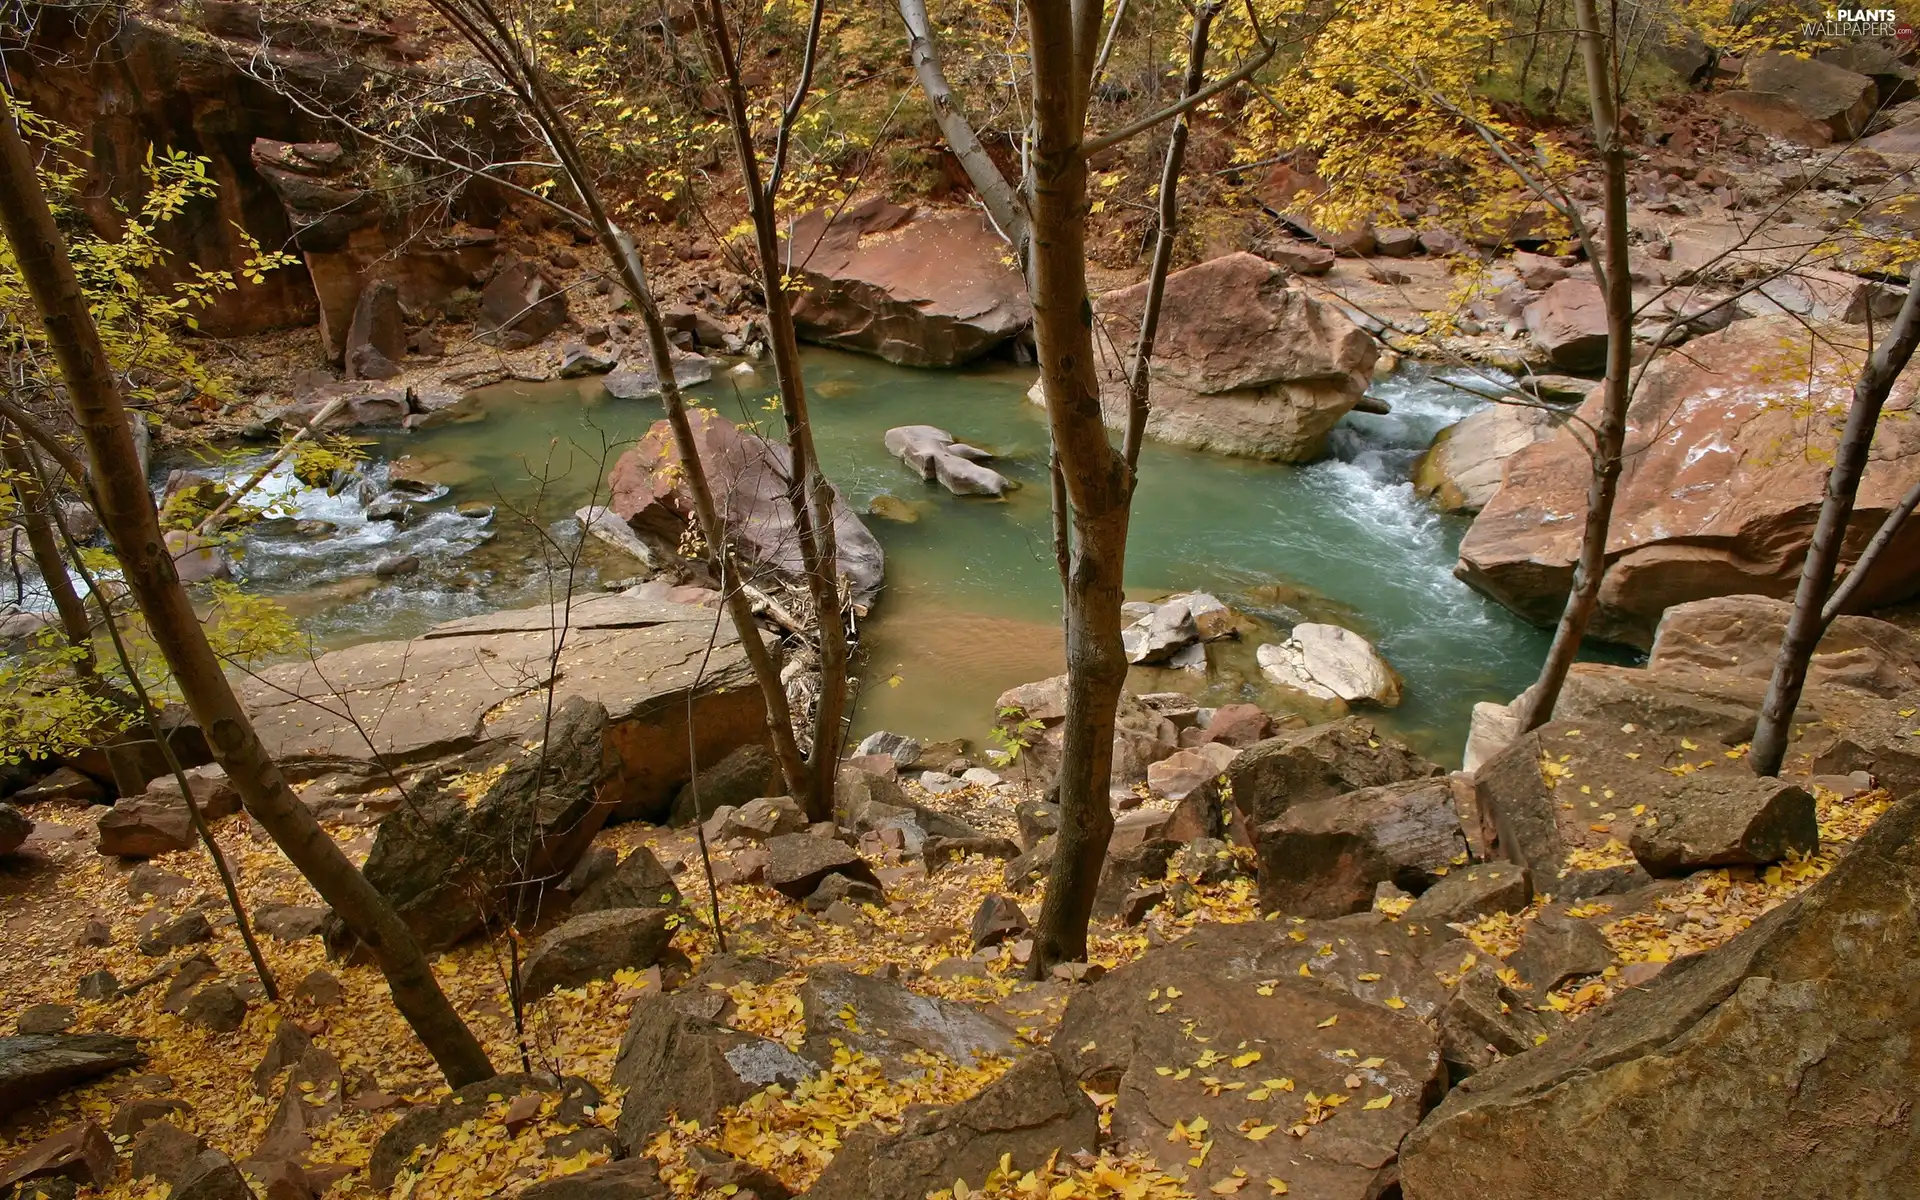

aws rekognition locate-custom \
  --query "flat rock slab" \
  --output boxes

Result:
[236,595,765,822]
[1056,921,1442,1200]
[0,1034,145,1119]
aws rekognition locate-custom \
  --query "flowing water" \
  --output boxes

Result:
[192,349,1557,766]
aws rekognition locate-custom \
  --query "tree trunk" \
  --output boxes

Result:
[1021,0,1132,977]
[1750,267,1920,775]
[698,0,851,819]
[1,435,98,676]
[1823,473,1920,625]
[0,93,496,1088]
[1513,0,1630,733]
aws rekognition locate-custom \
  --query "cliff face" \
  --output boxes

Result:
[4,4,335,334]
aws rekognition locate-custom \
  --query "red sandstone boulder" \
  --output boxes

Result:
[1084,252,1377,461]
[608,409,885,609]
[785,198,1030,367]
[1457,316,1920,646]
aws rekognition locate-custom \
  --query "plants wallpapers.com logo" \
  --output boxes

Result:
[1804,8,1915,40]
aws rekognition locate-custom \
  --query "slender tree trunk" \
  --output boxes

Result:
[697,0,851,819]
[1022,0,1132,977]
[1,435,98,675]
[1513,0,1630,733]
[1823,473,1920,624]
[1516,0,1549,100]
[1122,2,1215,475]
[0,93,495,1088]
[1750,268,1920,775]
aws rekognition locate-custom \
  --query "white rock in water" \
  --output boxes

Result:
[1257,623,1401,706]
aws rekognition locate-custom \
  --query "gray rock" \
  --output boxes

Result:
[1405,863,1532,925]
[573,846,681,915]
[97,798,194,859]
[517,1158,668,1199]
[129,1120,206,1184]
[1629,776,1817,876]
[1506,911,1612,992]
[1255,779,1468,917]
[799,968,1018,1077]
[558,345,617,378]
[970,894,1029,949]
[761,832,879,901]
[137,912,212,956]
[16,1004,77,1035]
[0,1034,145,1119]
[251,904,328,942]
[521,908,674,1002]
[179,983,247,1033]
[853,731,922,769]
[612,996,817,1153]
[669,742,779,825]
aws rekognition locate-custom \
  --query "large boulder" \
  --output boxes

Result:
[1056,921,1443,1199]
[0,1034,145,1118]
[1213,717,1443,833]
[1414,401,1571,513]
[238,594,767,824]
[1523,279,1609,372]
[1457,316,1920,646]
[1084,252,1378,461]
[338,697,613,952]
[1256,623,1402,706]
[573,846,682,914]
[804,1051,1097,1200]
[477,257,568,349]
[607,408,885,610]
[784,198,1031,367]
[1399,787,1920,1199]
[343,278,404,381]
[1648,594,1920,699]
[1255,778,1469,916]
[96,797,195,858]
[990,674,1183,790]
[1719,52,1878,146]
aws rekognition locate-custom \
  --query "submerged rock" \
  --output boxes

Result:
[883,425,1010,496]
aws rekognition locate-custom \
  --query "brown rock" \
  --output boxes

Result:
[611,996,817,1152]
[1254,779,1468,917]
[1414,402,1569,513]
[784,199,1030,367]
[608,409,884,610]
[97,797,194,858]
[1214,716,1443,830]
[520,908,674,1002]
[1458,316,1920,644]
[0,1121,115,1193]
[761,832,879,900]
[1085,252,1377,461]
[1523,279,1609,371]
[477,257,568,348]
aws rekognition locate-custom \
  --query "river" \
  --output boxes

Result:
[194,349,1559,766]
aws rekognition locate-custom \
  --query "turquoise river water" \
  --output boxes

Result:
[206,349,1560,766]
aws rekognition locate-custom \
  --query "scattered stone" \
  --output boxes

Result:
[611,997,818,1152]
[128,864,189,901]
[0,803,27,856]
[478,258,569,348]
[685,1145,790,1200]
[251,904,327,942]
[558,345,617,378]
[1630,776,1818,876]
[0,1121,116,1193]
[1014,802,1059,850]
[1198,703,1274,748]
[1119,885,1166,926]
[292,970,344,1008]
[670,743,779,826]
[1145,742,1238,801]
[16,1005,77,1035]
[1171,837,1241,885]
[1507,911,1613,991]
[1218,717,1442,830]
[521,908,674,1002]
[171,1149,256,1200]
[76,920,111,948]
[1255,236,1337,276]
[970,894,1029,949]
[1438,962,1553,1080]
[16,767,104,804]
[1056,922,1440,1199]
[137,912,212,957]
[803,873,886,913]
[371,1074,559,1188]
[1002,836,1056,890]
[518,1158,669,1199]
[373,553,420,578]
[717,796,809,842]
[74,971,119,1002]
[1093,840,1179,919]
[129,1120,206,1184]
[574,846,682,915]
[1405,863,1532,925]
[800,967,1017,1077]
[180,983,247,1033]
[109,1097,191,1139]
